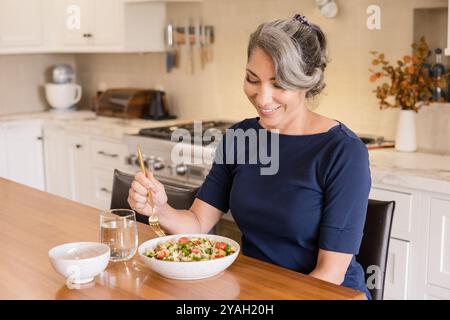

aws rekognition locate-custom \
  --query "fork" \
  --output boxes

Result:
[137,145,166,237]
[148,210,166,237]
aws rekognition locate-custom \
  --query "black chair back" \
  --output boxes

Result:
[110,169,199,224]
[356,199,395,300]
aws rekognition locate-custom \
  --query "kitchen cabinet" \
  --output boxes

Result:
[0,120,45,191]
[369,161,450,300]
[369,184,422,300]
[56,0,167,52]
[90,138,128,170]
[66,133,91,204]
[43,125,130,209]
[424,284,450,299]
[43,126,90,204]
[369,186,414,299]
[43,126,72,199]
[89,137,130,209]
[384,238,410,300]
[427,196,450,290]
[90,167,115,210]
[369,187,416,240]
[0,0,43,48]
[0,0,167,54]
[54,0,122,48]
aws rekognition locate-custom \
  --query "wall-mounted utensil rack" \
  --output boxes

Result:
[170,26,214,45]
[165,23,215,73]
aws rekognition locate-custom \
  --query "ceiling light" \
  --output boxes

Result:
[315,0,339,18]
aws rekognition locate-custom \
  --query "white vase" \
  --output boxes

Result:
[395,109,417,152]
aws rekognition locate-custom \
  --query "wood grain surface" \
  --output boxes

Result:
[0,178,365,300]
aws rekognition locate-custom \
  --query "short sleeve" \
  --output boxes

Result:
[319,138,372,254]
[195,135,233,213]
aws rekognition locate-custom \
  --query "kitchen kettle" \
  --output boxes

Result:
[143,90,176,120]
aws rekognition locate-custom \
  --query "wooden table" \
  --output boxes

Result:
[0,178,365,300]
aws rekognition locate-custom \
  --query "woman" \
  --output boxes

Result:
[128,14,372,299]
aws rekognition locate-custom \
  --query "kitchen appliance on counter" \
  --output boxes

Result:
[45,64,82,112]
[96,88,176,120]
[45,83,82,111]
[142,90,176,120]
[51,64,75,84]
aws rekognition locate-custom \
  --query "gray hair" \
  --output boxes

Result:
[247,18,329,98]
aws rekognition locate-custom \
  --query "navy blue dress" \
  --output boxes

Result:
[196,117,372,299]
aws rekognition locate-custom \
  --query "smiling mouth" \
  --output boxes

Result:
[258,105,282,114]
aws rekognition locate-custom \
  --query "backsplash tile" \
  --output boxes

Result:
[0,54,75,115]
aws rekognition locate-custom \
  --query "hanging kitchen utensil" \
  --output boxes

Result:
[184,20,193,74]
[166,22,175,73]
[173,23,180,69]
[205,27,212,63]
[194,19,202,71]
[200,22,206,69]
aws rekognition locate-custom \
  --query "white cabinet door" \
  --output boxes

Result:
[0,126,6,178]
[90,168,114,210]
[3,121,45,190]
[66,133,91,205]
[43,126,71,199]
[425,284,450,300]
[369,187,415,240]
[0,0,43,47]
[90,0,122,47]
[56,0,92,46]
[384,238,410,300]
[427,197,450,290]
[56,0,122,48]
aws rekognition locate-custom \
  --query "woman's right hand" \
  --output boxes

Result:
[127,170,168,216]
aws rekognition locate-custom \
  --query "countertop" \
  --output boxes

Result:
[0,110,193,139]
[369,148,450,194]
[0,178,365,300]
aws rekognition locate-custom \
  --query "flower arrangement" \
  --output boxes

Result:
[369,37,446,112]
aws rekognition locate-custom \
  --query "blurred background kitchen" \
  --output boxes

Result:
[0,0,449,143]
[1,0,450,300]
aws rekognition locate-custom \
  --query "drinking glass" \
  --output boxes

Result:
[100,209,138,262]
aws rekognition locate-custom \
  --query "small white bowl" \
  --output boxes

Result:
[138,234,240,280]
[48,242,110,284]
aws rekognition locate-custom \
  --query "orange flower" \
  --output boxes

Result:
[369,37,434,111]
[403,55,412,63]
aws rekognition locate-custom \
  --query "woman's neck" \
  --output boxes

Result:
[277,108,314,135]
[260,109,336,136]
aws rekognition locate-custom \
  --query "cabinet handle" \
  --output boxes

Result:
[83,33,93,38]
[98,151,119,158]
[100,188,112,194]
[76,144,82,149]
[37,136,43,141]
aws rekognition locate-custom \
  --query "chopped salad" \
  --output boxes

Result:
[144,236,237,262]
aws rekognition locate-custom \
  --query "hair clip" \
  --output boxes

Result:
[293,14,311,27]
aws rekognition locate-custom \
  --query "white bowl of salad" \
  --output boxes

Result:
[138,234,240,280]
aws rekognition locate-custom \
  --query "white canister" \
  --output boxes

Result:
[395,109,417,152]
